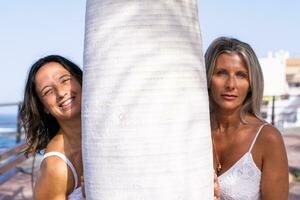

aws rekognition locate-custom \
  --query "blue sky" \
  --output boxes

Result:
[198,0,300,57]
[0,0,299,109]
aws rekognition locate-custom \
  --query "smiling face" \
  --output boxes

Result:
[35,62,82,121]
[210,53,250,112]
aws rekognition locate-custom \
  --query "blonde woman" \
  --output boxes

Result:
[205,37,289,200]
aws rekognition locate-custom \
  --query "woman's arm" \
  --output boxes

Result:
[260,126,289,200]
[34,157,72,200]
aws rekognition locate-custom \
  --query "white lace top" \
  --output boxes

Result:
[218,123,267,200]
[42,152,83,200]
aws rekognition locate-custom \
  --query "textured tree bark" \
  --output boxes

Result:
[82,1,213,199]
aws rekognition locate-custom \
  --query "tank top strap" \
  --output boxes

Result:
[42,152,78,190]
[248,123,268,152]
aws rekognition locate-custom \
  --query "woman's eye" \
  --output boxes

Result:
[215,70,227,76]
[236,72,248,79]
[62,78,71,83]
[43,89,53,97]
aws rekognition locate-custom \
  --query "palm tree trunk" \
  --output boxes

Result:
[82,0,213,199]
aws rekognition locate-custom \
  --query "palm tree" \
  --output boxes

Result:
[82,0,213,199]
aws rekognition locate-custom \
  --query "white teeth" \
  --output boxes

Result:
[61,98,73,107]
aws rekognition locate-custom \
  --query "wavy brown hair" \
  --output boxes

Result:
[20,55,82,155]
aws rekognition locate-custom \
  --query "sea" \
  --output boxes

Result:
[0,113,20,153]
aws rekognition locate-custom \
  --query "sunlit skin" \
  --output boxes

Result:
[210,53,250,114]
[33,62,83,200]
[211,53,289,200]
[35,62,82,122]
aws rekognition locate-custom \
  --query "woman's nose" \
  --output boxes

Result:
[56,86,68,98]
[225,76,236,90]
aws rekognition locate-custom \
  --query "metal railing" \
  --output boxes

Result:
[0,102,35,186]
[0,102,22,143]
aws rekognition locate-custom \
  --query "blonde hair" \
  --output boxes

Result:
[205,37,264,121]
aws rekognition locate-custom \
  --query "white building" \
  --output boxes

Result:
[259,51,300,128]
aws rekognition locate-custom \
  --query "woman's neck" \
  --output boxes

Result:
[58,116,82,148]
[211,109,242,133]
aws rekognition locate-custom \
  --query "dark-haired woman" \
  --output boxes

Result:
[205,37,289,199]
[21,55,83,200]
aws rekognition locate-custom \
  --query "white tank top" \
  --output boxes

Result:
[218,123,267,200]
[42,152,83,200]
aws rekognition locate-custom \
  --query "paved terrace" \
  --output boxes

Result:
[0,127,300,199]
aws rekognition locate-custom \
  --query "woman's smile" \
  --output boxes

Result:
[59,96,75,110]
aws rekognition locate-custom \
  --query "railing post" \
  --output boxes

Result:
[271,96,276,125]
[16,102,22,143]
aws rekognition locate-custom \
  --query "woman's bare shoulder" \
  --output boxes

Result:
[244,115,284,146]
[256,123,287,159]
[259,123,283,143]
[35,156,69,199]
[40,154,69,175]
[38,154,70,188]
